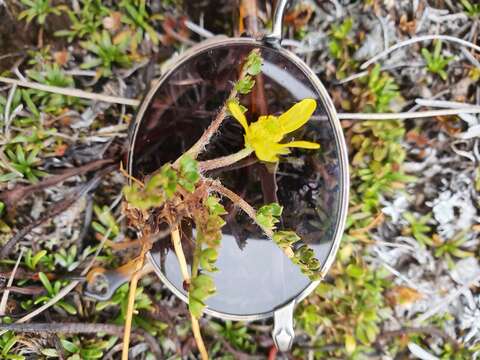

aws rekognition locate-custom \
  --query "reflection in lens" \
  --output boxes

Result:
[129,41,342,317]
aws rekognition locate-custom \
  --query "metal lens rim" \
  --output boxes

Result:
[127,37,350,321]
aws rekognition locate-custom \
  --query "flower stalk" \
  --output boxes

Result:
[199,148,253,172]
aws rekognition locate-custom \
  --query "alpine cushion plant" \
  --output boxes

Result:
[18,0,66,26]
[421,41,453,81]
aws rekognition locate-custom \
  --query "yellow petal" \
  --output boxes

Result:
[282,140,320,149]
[228,100,249,134]
[252,141,289,162]
[278,99,317,134]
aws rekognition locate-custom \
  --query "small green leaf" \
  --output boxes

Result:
[61,339,79,354]
[41,348,59,357]
[256,203,283,230]
[178,155,200,193]
[273,231,300,247]
[58,301,77,315]
[199,248,218,272]
[32,250,47,269]
[206,196,227,216]
[2,335,18,355]
[245,51,263,76]
[38,272,53,295]
[21,90,39,118]
[79,348,103,359]
[189,274,216,318]
[188,297,205,319]
[235,76,255,95]
[346,264,364,279]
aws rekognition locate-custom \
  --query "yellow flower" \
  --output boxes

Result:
[228,99,320,162]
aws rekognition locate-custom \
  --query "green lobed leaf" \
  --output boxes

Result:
[206,196,227,216]
[178,155,200,193]
[273,231,301,247]
[188,274,216,318]
[273,231,321,281]
[245,51,263,76]
[235,76,255,95]
[199,248,218,272]
[256,203,283,230]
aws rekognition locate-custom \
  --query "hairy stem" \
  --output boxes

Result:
[199,148,253,172]
[209,181,294,258]
[171,227,209,360]
[176,49,260,164]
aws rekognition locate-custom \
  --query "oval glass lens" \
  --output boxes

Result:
[129,40,345,317]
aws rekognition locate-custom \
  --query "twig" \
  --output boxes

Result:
[0,322,126,335]
[414,99,480,110]
[0,77,141,107]
[0,52,24,61]
[0,248,24,315]
[0,158,115,209]
[336,108,480,120]
[376,326,459,349]
[183,20,215,38]
[3,83,17,139]
[0,220,117,338]
[360,35,480,70]
[0,321,163,355]
[11,282,80,329]
[336,62,426,85]
[208,181,262,231]
[44,310,66,360]
[0,285,44,295]
[460,47,480,68]
[209,181,294,258]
